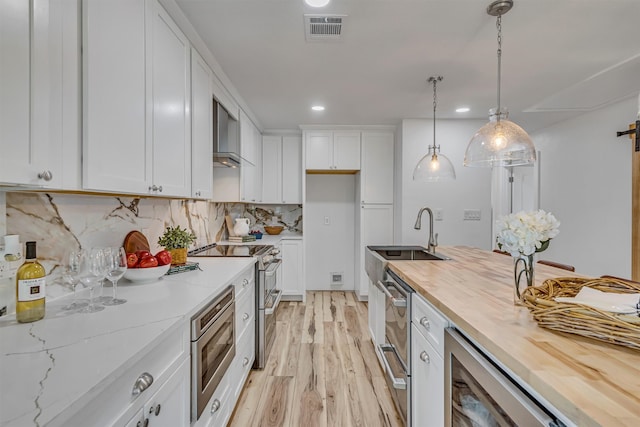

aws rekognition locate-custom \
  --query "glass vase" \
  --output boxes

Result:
[513,253,534,305]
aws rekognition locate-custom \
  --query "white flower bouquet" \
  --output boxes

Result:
[496,210,560,257]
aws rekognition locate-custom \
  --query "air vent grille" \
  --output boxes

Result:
[304,14,347,42]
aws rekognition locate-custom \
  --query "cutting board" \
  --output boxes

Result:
[225,215,237,237]
[123,231,151,254]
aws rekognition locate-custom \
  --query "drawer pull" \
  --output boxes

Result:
[242,278,249,287]
[419,316,430,330]
[132,372,154,396]
[420,351,430,363]
[211,399,221,413]
[149,404,161,416]
[243,312,250,321]
[243,357,250,367]
[38,170,53,181]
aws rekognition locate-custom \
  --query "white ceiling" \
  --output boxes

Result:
[174,0,640,132]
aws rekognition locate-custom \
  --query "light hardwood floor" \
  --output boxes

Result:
[229,291,403,427]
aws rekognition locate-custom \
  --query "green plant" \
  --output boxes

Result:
[157,225,196,250]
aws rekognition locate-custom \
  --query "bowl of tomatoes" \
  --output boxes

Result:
[123,250,172,283]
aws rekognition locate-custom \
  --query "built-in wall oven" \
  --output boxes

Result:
[376,269,414,426]
[191,285,235,421]
[445,328,568,426]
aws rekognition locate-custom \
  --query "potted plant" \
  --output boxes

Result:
[157,225,196,265]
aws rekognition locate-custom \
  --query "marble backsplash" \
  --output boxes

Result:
[0,191,301,309]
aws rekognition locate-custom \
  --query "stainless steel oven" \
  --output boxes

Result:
[191,285,235,421]
[445,328,567,426]
[255,253,282,369]
[376,269,413,426]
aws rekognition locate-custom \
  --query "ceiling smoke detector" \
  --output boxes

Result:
[304,14,347,42]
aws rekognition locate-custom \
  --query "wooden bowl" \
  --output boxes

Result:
[264,226,284,235]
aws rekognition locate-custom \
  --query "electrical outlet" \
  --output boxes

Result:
[324,216,330,225]
[330,272,343,286]
[434,209,443,221]
[463,209,481,221]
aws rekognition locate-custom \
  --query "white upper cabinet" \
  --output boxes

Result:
[0,0,62,188]
[240,111,262,203]
[305,131,360,171]
[281,136,302,204]
[361,132,394,204]
[191,48,214,200]
[83,0,191,197]
[262,135,302,204]
[150,1,191,197]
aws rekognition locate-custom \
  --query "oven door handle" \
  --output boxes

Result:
[265,289,282,315]
[376,280,407,308]
[378,344,407,390]
[264,259,282,277]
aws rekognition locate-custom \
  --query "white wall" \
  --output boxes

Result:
[532,97,635,278]
[398,119,493,249]
[305,174,356,290]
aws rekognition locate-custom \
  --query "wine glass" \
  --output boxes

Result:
[78,248,106,313]
[102,247,127,306]
[61,250,89,311]
[93,247,113,304]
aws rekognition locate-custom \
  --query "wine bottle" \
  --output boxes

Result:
[15,241,46,323]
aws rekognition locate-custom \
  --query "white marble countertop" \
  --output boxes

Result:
[0,257,256,427]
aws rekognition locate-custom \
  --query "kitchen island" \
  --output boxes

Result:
[0,257,255,427]
[389,246,640,427]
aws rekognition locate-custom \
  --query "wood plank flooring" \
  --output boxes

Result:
[229,291,403,427]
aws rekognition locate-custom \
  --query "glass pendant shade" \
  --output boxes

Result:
[464,108,536,167]
[413,146,456,182]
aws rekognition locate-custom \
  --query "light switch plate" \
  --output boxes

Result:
[434,209,443,221]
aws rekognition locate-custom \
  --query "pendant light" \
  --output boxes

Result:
[413,76,456,181]
[463,0,536,168]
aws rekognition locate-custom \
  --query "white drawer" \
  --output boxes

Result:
[231,320,255,400]
[235,282,255,340]
[192,371,231,427]
[412,293,448,357]
[61,323,189,427]
[233,265,255,302]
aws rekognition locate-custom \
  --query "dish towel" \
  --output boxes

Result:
[555,286,640,313]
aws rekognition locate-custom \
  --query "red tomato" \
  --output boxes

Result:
[139,255,158,268]
[126,253,139,268]
[135,250,151,260]
[155,250,172,266]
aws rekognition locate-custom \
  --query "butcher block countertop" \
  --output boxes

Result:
[388,246,640,427]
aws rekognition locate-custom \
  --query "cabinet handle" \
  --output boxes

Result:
[195,191,201,197]
[148,185,157,192]
[211,399,221,413]
[38,170,53,181]
[243,357,250,367]
[149,404,161,416]
[132,372,154,396]
[420,351,430,363]
[143,419,149,427]
[419,316,430,330]
[243,312,250,321]
[158,186,163,192]
[242,278,249,287]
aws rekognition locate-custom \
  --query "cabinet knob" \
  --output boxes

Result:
[195,191,201,197]
[37,170,53,181]
[132,372,154,396]
[149,404,161,416]
[243,357,250,367]
[243,312,250,321]
[211,399,221,413]
[242,278,249,287]
[148,185,157,192]
[158,186,163,192]
[419,317,430,330]
[420,351,430,363]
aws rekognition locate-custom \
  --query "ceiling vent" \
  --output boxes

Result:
[304,14,347,42]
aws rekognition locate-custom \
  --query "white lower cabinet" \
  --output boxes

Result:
[367,278,385,365]
[281,239,304,299]
[410,293,447,427]
[124,358,191,427]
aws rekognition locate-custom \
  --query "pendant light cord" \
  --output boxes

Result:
[427,76,443,153]
[496,14,502,120]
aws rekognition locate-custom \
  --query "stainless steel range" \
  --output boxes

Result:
[188,244,282,369]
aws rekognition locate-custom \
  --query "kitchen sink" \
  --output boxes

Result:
[368,245,450,261]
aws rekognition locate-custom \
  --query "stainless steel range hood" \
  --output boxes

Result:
[213,101,246,167]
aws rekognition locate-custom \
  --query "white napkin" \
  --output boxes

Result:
[555,286,640,313]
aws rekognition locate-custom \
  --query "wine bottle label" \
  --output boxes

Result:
[17,278,46,302]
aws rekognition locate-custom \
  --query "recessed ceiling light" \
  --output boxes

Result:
[311,105,325,111]
[305,0,330,7]
[456,107,470,113]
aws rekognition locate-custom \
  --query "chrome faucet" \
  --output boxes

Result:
[414,207,438,254]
